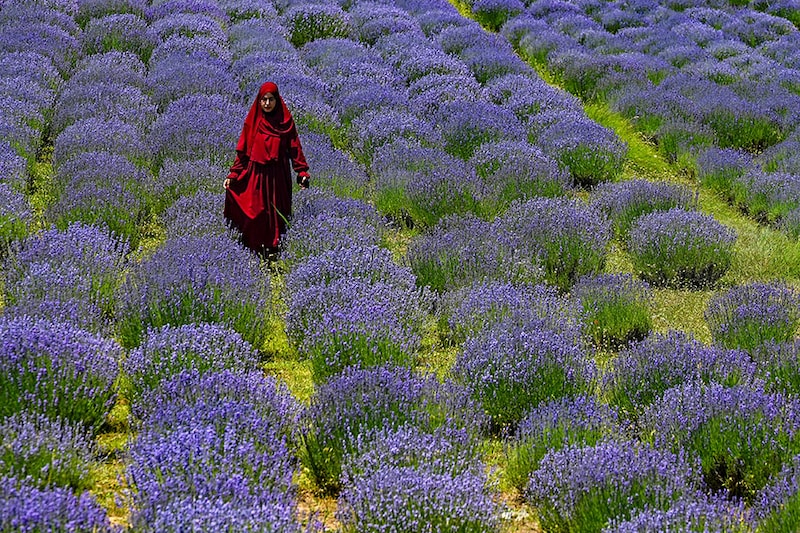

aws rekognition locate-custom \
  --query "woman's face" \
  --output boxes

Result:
[260,92,277,113]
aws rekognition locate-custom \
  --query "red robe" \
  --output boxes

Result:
[224,82,309,251]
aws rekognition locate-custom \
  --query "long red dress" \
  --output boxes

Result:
[224,82,309,251]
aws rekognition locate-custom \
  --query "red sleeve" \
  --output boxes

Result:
[288,127,310,176]
[227,151,248,180]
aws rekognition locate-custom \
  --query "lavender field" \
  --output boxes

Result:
[1,0,800,530]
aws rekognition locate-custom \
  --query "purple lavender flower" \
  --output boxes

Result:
[434,22,498,56]
[81,13,155,60]
[53,117,149,168]
[127,424,296,530]
[407,72,482,113]
[572,272,654,349]
[341,424,484,483]
[417,8,472,36]
[440,280,584,345]
[75,0,146,23]
[0,316,121,431]
[507,395,622,492]
[3,221,129,329]
[469,140,571,215]
[284,3,353,47]
[0,140,28,191]
[589,178,695,238]
[0,22,80,74]
[603,330,756,415]
[148,34,232,65]
[495,196,612,292]
[779,206,800,239]
[116,235,271,349]
[460,42,534,82]
[147,52,241,109]
[336,465,502,532]
[0,476,116,532]
[396,46,471,83]
[161,190,231,239]
[68,50,148,90]
[51,81,158,134]
[349,107,442,165]
[134,368,301,442]
[300,365,487,494]
[148,93,245,168]
[146,0,229,20]
[405,213,534,292]
[735,169,800,224]
[147,12,227,45]
[138,496,309,533]
[640,381,800,500]
[0,183,31,244]
[627,207,736,288]
[603,496,756,533]
[123,323,261,405]
[285,244,417,295]
[152,157,227,211]
[528,439,702,533]
[286,277,426,383]
[300,132,370,199]
[705,281,800,352]
[536,115,628,186]
[434,100,527,160]
[471,0,525,32]
[0,411,94,490]
[350,3,425,45]
[452,320,597,430]
[696,146,753,199]
[0,51,61,94]
[756,452,800,531]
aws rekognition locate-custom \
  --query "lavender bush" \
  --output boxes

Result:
[696,147,753,200]
[434,100,527,161]
[527,439,702,533]
[0,476,116,533]
[148,93,245,168]
[81,13,154,60]
[589,178,695,238]
[52,117,149,168]
[0,411,94,490]
[127,424,296,531]
[151,157,226,213]
[299,365,486,494]
[0,316,121,432]
[337,465,501,533]
[627,208,737,288]
[640,381,800,500]
[506,395,622,493]
[572,273,653,349]
[603,330,756,416]
[161,190,232,240]
[603,496,755,533]
[0,183,31,246]
[757,453,800,532]
[705,280,800,351]
[495,197,612,292]
[4,222,129,328]
[440,281,584,345]
[534,114,626,181]
[116,235,271,349]
[51,81,158,134]
[735,169,800,224]
[471,0,525,32]
[286,277,426,383]
[134,369,301,443]
[452,320,597,431]
[123,323,261,407]
[469,140,571,216]
[405,213,535,292]
[753,341,800,396]
[285,4,353,47]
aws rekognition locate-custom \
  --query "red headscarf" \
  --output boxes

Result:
[235,81,296,163]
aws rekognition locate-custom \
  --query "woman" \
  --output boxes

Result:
[224,81,310,255]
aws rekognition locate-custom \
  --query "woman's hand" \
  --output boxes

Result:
[299,175,310,189]
[224,177,232,189]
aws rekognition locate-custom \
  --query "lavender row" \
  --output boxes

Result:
[122,324,309,531]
